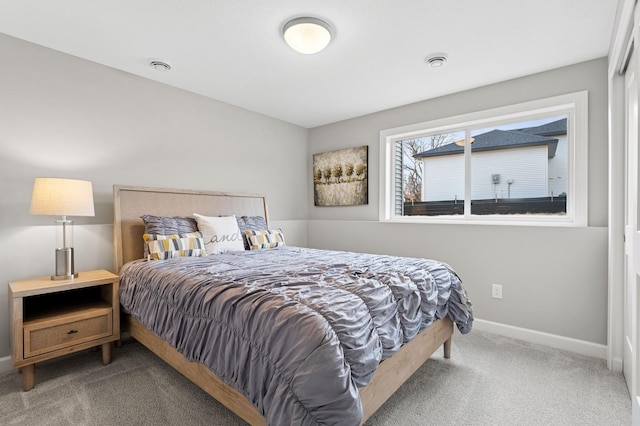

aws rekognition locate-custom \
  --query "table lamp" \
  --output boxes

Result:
[30,178,95,280]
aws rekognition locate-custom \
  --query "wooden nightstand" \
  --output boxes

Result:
[8,269,120,391]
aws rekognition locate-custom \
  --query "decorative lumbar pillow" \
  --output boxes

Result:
[194,213,245,254]
[143,231,207,260]
[244,229,286,250]
[236,216,268,250]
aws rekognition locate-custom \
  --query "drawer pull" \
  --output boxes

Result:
[67,329,78,335]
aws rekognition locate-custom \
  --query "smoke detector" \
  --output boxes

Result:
[425,54,448,68]
[150,60,172,72]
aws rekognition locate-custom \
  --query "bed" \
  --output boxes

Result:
[113,185,473,425]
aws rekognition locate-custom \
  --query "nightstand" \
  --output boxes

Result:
[8,269,120,391]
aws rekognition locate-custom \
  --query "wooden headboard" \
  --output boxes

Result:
[113,185,269,272]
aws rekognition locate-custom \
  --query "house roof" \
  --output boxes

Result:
[517,118,567,137]
[414,119,564,159]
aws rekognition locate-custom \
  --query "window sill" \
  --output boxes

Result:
[380,215,586,227]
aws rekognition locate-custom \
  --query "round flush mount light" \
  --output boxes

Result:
[150,60,172,72]
[455,137,475,146]
[283,17,333,54]
[425,53,448,68]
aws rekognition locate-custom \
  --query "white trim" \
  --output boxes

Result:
[608,66,626,374]
[380,91,588,227]
[473,318,608,360]
[0,356,14,375]
[607,0,635,378]
[609,0,636,77]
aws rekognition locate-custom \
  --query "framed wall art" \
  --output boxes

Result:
[313,145,368,206]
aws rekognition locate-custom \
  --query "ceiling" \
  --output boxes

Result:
[0,0,619,128]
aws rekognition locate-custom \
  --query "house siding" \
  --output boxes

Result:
[471,145,549,200]
[548,134,569,197]
[422,154,464,202]
[421,145,550,201]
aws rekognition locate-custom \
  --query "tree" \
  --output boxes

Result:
[333,164,343,183]
[323,166,332,184]
[344,163,355,181]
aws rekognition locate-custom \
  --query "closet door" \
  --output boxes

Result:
[624,44,640,423]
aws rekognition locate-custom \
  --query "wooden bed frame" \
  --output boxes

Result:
[113,185,453,425]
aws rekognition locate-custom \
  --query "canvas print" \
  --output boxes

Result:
[313,145,368,206]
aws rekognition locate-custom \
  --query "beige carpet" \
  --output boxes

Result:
[0,329,631,425]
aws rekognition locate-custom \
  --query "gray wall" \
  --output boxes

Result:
[308,58,609,345]
[0,31,609,360]
[0,34,309,359]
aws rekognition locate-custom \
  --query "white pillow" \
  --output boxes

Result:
[193,214,245,254]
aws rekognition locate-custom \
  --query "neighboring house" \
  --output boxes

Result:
[414,119,567,202]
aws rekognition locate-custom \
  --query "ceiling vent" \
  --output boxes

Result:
[425,54,448,68]
[150,60,172,72]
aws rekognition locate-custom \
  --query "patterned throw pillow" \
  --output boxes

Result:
[236,216,268,250]
[244,229,286,250]
[143,231,207,260]
[194,214,245,254]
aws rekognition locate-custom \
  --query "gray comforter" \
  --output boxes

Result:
[119,246,473,425]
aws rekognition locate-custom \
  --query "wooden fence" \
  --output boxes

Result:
[403,196,567,216]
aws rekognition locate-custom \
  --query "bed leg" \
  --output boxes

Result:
[443,336,452,359]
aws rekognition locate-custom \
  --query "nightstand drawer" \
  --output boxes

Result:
[24,307,113,358]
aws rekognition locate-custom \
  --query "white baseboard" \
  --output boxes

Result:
[0,355,14,375]
[473,318,608,360]
[609,357,624,373]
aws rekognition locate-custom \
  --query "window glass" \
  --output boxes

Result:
[402,131,465,216]
[379,91,587,225]
[469,117,568,216]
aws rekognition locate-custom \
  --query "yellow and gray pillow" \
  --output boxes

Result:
[244,229,286,250]
[143,231,207,260]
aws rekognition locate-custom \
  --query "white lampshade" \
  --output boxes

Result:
[283,17,332,54]
[30,178,95,217]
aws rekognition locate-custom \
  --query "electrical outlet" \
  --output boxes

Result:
[492,283,503,299]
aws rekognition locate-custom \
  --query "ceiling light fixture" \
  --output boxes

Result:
[425,54,448,68]
[455,137,475,146]
[150,60,171,72]
[283,17,333,54]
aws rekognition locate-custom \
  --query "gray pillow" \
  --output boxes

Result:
[141,215,198,235]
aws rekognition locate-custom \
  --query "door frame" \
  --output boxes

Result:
[609,1,640,423]
[608,0,630,374]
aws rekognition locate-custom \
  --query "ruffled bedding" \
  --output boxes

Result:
[119,246,473,425]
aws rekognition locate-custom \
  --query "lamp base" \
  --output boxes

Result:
[51,273,79,281]
[52,247,78,281]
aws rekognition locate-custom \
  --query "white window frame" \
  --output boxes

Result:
[379,91,588,226]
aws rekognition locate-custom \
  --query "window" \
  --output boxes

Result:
[379,91,588,225]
